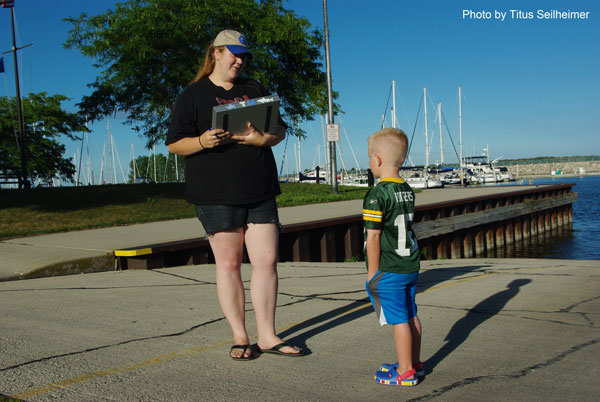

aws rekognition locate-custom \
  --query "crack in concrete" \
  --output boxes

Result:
[420,303,600,329]
[407,338,600,401]
[0,316,227,373]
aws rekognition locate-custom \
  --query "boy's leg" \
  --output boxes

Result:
[409,315,422,367]
[393,323,415,378]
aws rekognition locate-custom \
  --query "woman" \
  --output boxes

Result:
[166,30,304,359]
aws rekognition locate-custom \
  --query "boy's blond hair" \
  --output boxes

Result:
[368,128,409,168]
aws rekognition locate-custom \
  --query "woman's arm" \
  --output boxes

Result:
[168,129,230,156]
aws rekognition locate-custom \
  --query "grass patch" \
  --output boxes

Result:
[0,394,23,402]
[0,182,368,240]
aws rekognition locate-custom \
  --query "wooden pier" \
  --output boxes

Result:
[114,183,577,269]
[414,183,576,259]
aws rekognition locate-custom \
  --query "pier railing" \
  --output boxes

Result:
[114,184,577,269]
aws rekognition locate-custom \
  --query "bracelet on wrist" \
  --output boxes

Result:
[198,134,205,150]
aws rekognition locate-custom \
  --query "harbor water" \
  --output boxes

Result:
[494,175,599,260]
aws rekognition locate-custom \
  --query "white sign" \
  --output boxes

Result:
[326,124,340,142]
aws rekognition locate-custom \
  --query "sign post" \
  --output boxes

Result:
[326,124,340,142]
[323,0,338,193]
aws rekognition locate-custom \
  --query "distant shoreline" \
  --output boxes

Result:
[515,172,600,180]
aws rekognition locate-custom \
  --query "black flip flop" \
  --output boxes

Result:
[258,342,306,357]
[230,344,256,361]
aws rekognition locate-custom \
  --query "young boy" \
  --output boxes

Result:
[363,128,423,386]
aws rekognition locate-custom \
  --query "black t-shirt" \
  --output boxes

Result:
[166,77,283,205]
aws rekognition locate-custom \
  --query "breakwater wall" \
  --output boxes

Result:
[506,160,600,176]
[115,184,577,268]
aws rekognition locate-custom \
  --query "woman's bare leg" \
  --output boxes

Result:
[245,223,301,354]
[208,228,249,358]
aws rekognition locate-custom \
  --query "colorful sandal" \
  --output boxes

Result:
[380,361,424,377]
[375,368,418,386]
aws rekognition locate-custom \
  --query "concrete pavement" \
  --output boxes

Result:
[1,258,598,401]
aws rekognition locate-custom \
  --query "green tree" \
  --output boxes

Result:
[129,153,185,183]
[0,93,88,184]
[64,0,336,146]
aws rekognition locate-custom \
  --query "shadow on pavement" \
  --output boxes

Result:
[424,278,532,373]
[277,264,496,353]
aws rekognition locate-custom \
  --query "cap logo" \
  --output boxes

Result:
[238,35,247,45]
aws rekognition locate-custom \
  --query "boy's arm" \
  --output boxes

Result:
[366,228,382,282]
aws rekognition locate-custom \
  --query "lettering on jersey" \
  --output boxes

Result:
[394,191,414,203]
[215,95,251,105]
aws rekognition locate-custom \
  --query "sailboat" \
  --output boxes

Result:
[395,85,443,189]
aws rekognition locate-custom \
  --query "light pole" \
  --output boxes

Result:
[2,0,31,188]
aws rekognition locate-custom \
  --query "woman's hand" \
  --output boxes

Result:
[168,129,231,156]
[230,122,286,147]
[200,128,231,149]
[230,122,266,146]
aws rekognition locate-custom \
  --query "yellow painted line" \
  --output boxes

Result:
[11,339,231,400]
[114,247,153,257]
[11,270,496,399]
[421,272,496,294]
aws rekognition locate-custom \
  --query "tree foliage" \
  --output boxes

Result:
[64,0,337,146]
[0,93,88,183]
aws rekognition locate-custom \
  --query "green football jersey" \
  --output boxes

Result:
[363,178,420,274]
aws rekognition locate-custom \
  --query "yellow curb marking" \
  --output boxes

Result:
[114,248,153,257]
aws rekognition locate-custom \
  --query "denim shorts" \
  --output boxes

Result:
[194,198,280,235]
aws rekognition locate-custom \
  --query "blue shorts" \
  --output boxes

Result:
[366,271,418,325]
[195,198,280,235]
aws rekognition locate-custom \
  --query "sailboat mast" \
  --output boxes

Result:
[110,123,117,184]
[423,87,429,188]
[297,121,301,173]
[459,86,463,184]
[174,153,179,182]
[132,143,136,183]
[77,128,85,186]
[153,144,157,182]
[99,142,106,184]
[438,102,444,165]
[392,80,396,128]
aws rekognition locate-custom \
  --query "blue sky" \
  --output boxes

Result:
[1,0,598,183]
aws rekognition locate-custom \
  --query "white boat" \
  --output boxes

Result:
[495,166,515,182]
[440,170,466,185]
[298,167,327,183]
[341,174,370,187]
[463,156,502,184]
[405,175,444,189]
[400,167,444,189]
